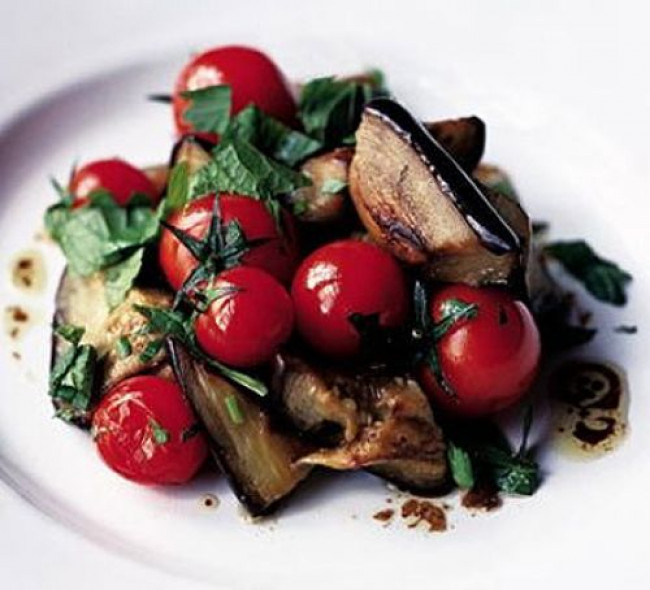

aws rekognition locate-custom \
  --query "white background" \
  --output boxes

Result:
[0,1,648,588]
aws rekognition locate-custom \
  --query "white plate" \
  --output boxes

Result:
[1,3,649,589]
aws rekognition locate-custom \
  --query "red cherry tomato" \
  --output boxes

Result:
[195,266,294,368]
[173,46,297,138]
[159,194,298,291]
[70,158,159,207]
[92,376,208,485]
[419,285,541,417]
[291,239,409,357]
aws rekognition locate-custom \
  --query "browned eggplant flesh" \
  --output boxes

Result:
[170,341,313,516]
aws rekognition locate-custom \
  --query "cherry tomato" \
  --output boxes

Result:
[291,239,409,357]
[92,376,208,485]
[419,284,541,417]
[173,46,297,138]
[195,266,294,368]
[159,194,298,291]
[70,158,159,207]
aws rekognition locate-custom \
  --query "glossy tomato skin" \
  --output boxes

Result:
[291,239,409,358]
[159,194,299,291]
[419,285,541,417]
[195,266,294,368]
[70,158,159,207]
[92,376,208,485]
[173,46,297,137]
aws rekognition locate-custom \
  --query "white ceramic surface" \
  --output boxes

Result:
[1,2,649,589]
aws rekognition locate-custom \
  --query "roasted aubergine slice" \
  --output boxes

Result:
[349,98,528,288]
[424,116,485,172]
[169,341,312,517]
[275,355,448,495]
[53,270,172,395]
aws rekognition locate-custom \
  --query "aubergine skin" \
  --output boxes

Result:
[349,98,526,288]
[169,340,312,517]
[424,116,486,172]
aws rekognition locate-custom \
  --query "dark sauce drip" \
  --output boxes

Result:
[551,361,626,450]
[365,98,520,255]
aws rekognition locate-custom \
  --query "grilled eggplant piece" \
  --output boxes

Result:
[53,270,172,392]
[169,135,213,175]
[424,116,486,172]
[289,148,353,223]
[276,356,448,495]
[169,342,312,516]
[349,98,525,287]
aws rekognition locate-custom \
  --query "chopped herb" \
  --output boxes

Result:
[158,162,190,220]
[320,178,348,195]
[544,240,631,306]
[149,418,170,445]
[104,248,144,309]
[447,442,475,489]
[134,305,268,397]
[180,85,232,134]
[614,324,637,334]
[50,325,98,427]
[191,136,310,200]
[55,323,85,345]
[298,74,387,147]
[115,336,132,358]
[138,338,164,363]
[224,105,322,166]
[225,394,245,425]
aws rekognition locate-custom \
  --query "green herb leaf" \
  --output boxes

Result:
[149,418,171,445]
[224,394,245,425]
[158,162,190,220]
[138,338,164,363]
[49,330,98,426]
[134,305,268,397]
[191,136,310,200]
[104,248,144,309]
[320,178,348,195]
[297,74,387,146]
[447,442,475,489]
[181,85,231,134]
[224,105,322,166]
[479,446,539,495]
[544,240,632,306]
[55,324,85,345]
[115,336,132,359]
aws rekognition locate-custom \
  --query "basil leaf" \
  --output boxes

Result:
[298,74,386,146]
[104,248,144,309]
[115,336,132,359]
[447,442,475,489]
[191,136,310,200]
[58,208,112,276]
[479,446,539,496]
[224,105,322,166]
[180,85,231,134]
[544,240,631,306]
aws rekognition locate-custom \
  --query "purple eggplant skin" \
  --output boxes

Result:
[168,339,313,517]
[424,116,486,173]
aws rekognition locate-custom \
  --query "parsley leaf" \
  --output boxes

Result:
[544,240,631,306]
[191,136,310,200]
[224,105,322,166]
[297,74,387,146]
[180,85,231,134]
